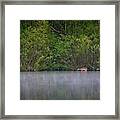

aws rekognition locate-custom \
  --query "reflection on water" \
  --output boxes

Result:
[20,71,100,100]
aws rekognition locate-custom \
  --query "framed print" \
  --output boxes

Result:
[0,0,119,119]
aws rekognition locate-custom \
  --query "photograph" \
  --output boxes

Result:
[2,1,118,118]
[20,20,100,100]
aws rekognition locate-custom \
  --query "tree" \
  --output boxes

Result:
[20,20,100,71]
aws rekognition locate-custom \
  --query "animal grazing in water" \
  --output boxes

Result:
[77,67,87,72]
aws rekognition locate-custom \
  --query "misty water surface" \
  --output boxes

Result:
[20,71,100,100]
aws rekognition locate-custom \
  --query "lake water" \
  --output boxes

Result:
[20,71,100,100]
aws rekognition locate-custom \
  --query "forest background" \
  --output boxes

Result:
[20,20,100,71]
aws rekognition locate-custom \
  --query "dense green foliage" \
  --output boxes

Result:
[20,20,100,71]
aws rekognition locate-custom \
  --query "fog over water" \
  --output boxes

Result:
[20,71,100,100]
